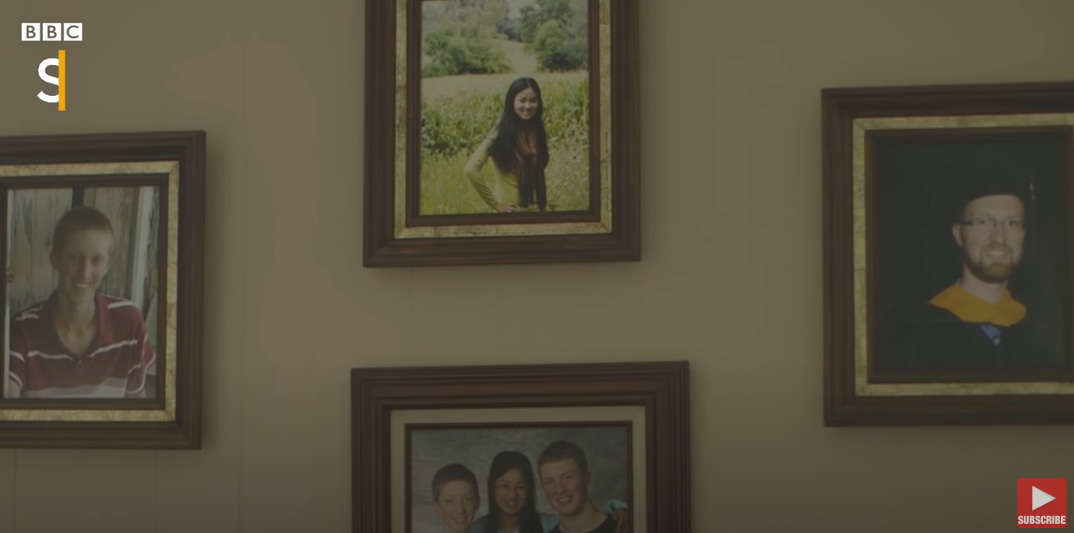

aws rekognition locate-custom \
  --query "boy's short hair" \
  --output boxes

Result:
[537,441,589,474]
[432,463,479,502]
[51,206,115,255]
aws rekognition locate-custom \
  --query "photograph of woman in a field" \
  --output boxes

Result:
[464,77,549,213]
[419,0,591,217]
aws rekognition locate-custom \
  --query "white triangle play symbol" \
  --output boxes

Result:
[1032,487,1056,511]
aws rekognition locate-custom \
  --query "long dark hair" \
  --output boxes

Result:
[483,451,543,533]
[489,77,550,211]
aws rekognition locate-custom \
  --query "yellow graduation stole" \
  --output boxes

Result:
[929,284,1027,327]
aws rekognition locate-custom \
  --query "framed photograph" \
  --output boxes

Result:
[351,361,690,533]
[822,81,1074,425]
[0,131,205,448]
[362,0,641,267]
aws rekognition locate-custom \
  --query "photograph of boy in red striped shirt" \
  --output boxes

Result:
[6,206,156,399]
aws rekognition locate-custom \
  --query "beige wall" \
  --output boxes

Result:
[1,0,1074,531]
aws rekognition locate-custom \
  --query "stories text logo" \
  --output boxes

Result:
[21,23,83,112]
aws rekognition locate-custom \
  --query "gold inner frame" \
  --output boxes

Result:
[393,0,614,239]
[0,160,180,421]
[853,113,1074,396]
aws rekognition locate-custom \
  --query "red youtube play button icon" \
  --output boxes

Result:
[1018,479,1068,528]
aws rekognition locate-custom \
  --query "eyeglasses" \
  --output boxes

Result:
[958,217,1026,231]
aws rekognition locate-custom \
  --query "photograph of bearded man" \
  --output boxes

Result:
[880,147,1065,372]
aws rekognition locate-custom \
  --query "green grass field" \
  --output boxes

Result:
[419,129,591,215]
[419,68,590,214]
[418,36,591,216]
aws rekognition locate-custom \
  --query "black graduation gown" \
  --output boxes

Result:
[880,305,1066,371]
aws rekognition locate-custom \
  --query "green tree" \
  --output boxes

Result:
[518,0,588,72]
[423,0,512,76]
[495,0,521,41]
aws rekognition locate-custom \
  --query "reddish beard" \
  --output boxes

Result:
[964,245,1019,283]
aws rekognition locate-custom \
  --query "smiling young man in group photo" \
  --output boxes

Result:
[537,441,619,533]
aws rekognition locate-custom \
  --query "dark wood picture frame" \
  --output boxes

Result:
[352,361,690,533]
[363,0,641,267]
[0,130,205,448]
[822,81,1074,426]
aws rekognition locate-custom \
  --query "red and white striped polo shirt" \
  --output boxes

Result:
[7,292,156,399]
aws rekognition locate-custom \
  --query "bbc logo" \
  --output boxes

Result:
[21,23,82,42]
